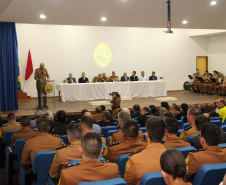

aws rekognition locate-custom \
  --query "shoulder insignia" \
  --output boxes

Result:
[57,144,68,150]
[25,135,36,140]
[102,160,110,163]
[161,140,166,144]
[109,142,120,147]
[53,134,62,138]
[1,124,8,127]
[191,149,204,153]
[66,163,80,168]
[185,126,192,131]
[129,149,144,156]
[220,145,226,149]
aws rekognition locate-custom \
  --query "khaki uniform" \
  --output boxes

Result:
[101,76,110,82]
[124,143,166,185]
[49,141,82,178]
[198,74,210,93]
[109,76,119,82]
[171,182,192,185]
[103,139,147,162]
[0,122,21,139]
[180,125,198,140]
[205,75,219,94]
[92,77,104,82]
[34,68,50,107]
[11,127,36,145]
[21,132,63,165]
[109,130,144,144]
[92,113,102,122]
[169,109,180,115]
[186,145,226,182]
[191,73,201,92]
[58,159,120,185]
[110,97,121,119]
[214,79,226,95]
[163,137,191,148]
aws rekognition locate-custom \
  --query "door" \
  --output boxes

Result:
[196,56,208,76]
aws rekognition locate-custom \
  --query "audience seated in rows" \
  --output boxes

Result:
[83,111,102,134]
[175,103,188,122]
[138,107,151,127]
[159,107,174,118]
[52,110,68,135]
[31,110,42,127]
[131,104,141,118]
[97,111,116,127]
[169,103,180,115]
[93,106,102,122]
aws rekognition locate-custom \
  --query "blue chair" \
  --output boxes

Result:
[61,135,69,145]
[20,150,56,185]
[139,172,166,185]
[220,125,226,132]
[101,126,118,137]
[6,139,25,185]
[178,120,184,128]
[181,123,190,129]
[143,133,146,140]
[210,120,222,127]
[106,129,119,138]
[180,116,184,120]
[210,117,222,121]
[116,153,130,178]
[219,143,226,147]
[78,178,127,185]
[71,120,76,123]
[177,129,184,137]
[192,163,226,185]
[168,146,196,158]
[139,127,146,133]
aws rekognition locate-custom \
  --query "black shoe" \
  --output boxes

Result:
[208,93,212,95]
[43,105,49,109]
[37,106,43,110]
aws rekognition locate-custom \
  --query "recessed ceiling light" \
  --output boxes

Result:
[101,17,107,22]
[182,20,188,24]
[210,1,217,5]
[40,14,46,19]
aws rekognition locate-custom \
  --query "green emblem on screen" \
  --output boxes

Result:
[45,83,53,94]
[94,43,112,68]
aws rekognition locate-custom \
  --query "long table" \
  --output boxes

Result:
[56,80,167,102]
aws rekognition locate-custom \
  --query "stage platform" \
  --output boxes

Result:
[0,91,220,120]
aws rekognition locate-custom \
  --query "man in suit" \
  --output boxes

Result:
[66,73,76,83]
[121,72,129,81]
[130,71,138,81]
[149,71,158,80]
[78,72,89,83]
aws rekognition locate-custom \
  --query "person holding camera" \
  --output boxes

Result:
[110,92,121,119]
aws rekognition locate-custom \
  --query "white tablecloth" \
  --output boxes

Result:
[56,81,167,102]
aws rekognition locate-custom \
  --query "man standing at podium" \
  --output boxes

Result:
[34,63,50,109]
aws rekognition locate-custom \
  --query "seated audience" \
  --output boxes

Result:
[21,119,63,165]
[49,123,83,179]
[208,103,220,118]
[149,105,160,116]
[190,115,226,149]
[139,71,148,81]
[175,103,188,122]
[169,103,180,115]
[217,98,226,124]
[198,104,208,114]
[159,107,174,118]
[83,112,102,134]
[160,149,192,185]
[186,124,226,182]
[122,108,131,115]
[97,111,116,127]
[149,71,157,80]
[138,107,151,127]
[121,72,129,81]
[0,113,21,139]
[52,110,68,135]
[100,105,106,111]
[131,104,141,118]
[31,110,42,127]
[130,71,138,81]
[180,108,200,140]
[109,71,119,82]
[66,73,76,83]
[44,111,55,133]
[78,72,89,83]
[124,116,167,185]
[58,132,120,185]
[163,118,191,148]
[109,111,143,144]
[11,116,36,145]
[161,101,170,111]
[92,106,102,122]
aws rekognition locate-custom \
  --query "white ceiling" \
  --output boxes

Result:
[0,0,226,29]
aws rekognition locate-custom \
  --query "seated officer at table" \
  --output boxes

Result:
[66,73,76,83]
[78,72,89,83]
[109,71,119,82]
[102,72,110,82]
[130,71,138,81]
[121,72,129,81]
[21,118,63,165]
[186,124,226,182]
[103,120,147,162]
[149,71,157,80]
[92,74,103,82]
[58,132,120,185]
[139,71,148,81]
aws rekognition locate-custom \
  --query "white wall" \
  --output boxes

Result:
[16,24,209,97]
[208,34,226,74]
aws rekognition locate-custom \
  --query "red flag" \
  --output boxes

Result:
[25,50,33,80]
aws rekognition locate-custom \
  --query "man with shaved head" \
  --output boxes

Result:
[102,73,110,82]
[66,73,76,83]
[121,72,129,81]
[79,72,89,83]
[34,63,50,109]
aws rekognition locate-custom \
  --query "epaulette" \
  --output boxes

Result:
[109,142,120,147]
[25,135,36,140]
[102,160,110,163]
[129,149,144,156]
[220,145,226,149]
[53,134,62,138]
[161,140,166,144]
[66,163,80,168]
[141,139,147,142]
[191,149,204,153]
[1,123,8,127]
[57,144,68,150]
[184,126,192,131]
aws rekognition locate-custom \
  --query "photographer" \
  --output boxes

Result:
[110,92,121,119]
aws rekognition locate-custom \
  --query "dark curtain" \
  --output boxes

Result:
[0,22,19,111]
